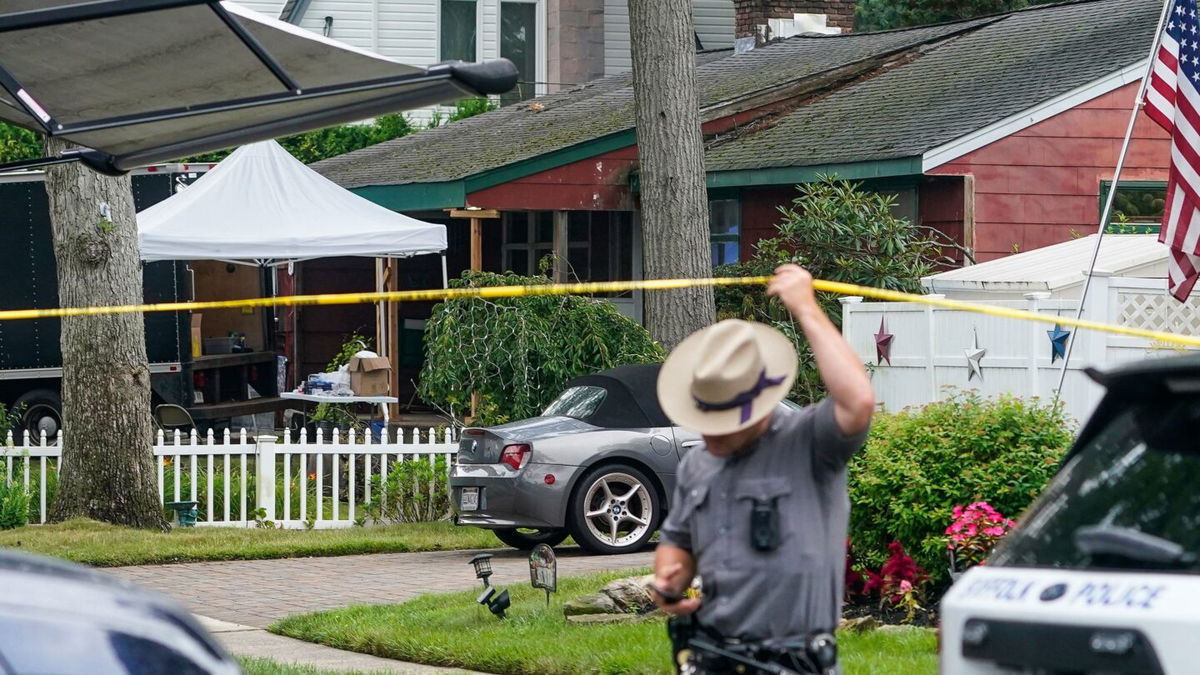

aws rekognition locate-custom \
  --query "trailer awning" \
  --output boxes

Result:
[0,0,517,173]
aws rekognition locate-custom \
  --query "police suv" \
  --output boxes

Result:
[941,355,1200,675]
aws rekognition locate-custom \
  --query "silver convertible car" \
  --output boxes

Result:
[450,364,698,554]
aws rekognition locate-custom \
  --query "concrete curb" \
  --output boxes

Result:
[196,615,485,674]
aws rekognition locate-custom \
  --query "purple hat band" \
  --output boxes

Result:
[693,369,787,424]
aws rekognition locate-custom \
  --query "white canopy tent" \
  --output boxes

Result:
[137,140,449,399]
[137,140,448,274]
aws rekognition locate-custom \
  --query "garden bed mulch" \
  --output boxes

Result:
[842,597,938,629]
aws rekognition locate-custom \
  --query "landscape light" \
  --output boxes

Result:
[469,553,494,587]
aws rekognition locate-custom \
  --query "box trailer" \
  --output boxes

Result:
[0,166,283,438]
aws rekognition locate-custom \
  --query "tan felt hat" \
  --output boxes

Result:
[657,319,797,436]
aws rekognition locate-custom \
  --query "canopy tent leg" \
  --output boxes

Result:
[441,254,449,289]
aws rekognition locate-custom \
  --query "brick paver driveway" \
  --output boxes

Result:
[111,546,654,628]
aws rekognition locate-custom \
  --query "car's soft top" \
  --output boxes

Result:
[564,363,670,428]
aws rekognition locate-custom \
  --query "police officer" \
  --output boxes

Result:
[651,264,874,673]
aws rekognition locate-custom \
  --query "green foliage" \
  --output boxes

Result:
[0,122,41,163]
[427,96,500,128]
[854,0,1056,31]
[848,393,1073,585]
[366,455,451,523]
[0,474,29,530]
[419,270,665,424]
[715,176,945,403]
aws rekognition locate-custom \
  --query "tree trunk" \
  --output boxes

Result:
[628,0,716,350]
[43,136,167,530]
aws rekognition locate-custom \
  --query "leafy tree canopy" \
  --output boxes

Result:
[855,0,1056,31]
[419,270,665,425]
[715,176,949,403]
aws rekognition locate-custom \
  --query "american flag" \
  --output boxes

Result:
[1147,0,1200,300]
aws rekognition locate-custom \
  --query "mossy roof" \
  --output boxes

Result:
[311,20,988,189]
[705,0,1159,172]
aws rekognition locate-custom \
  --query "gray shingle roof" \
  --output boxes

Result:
[312,20,991,188]
[705,0,1160,172]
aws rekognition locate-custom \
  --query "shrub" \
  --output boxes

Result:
[713,176,949,404]
[849,393,1072,584]
[419,270,665,425]
[367,455,451,523]
[0,463,29,530]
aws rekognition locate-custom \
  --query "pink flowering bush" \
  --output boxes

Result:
[946,501,1016,571]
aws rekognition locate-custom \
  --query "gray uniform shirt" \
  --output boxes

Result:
[659,399,868,641]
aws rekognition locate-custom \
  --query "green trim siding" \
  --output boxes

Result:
[348,130,638,212]
[705,157,924,189]
[351,182,466,212]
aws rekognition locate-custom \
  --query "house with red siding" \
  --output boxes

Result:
[310,0,1165,385]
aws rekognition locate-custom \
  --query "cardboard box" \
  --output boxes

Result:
[190,314,203,359]
[349,355,392,396]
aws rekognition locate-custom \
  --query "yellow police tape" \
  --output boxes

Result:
[1,275,1198,348]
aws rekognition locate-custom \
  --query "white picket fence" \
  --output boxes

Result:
[842,272,1200,425]
[0,426,459,529]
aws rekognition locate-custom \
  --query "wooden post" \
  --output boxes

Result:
[448,209,501,273]
[552,211,569,282]
[470,218,483,271]
[445,209,500,423]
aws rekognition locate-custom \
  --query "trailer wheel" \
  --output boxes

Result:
[15,390,61,444]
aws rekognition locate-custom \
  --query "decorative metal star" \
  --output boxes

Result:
[965,328,986,381]
[874,317,894,366]
[1047,324,1070,363]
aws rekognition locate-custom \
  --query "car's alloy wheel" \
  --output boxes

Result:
[493,527,569,550]
[569,464,659,554]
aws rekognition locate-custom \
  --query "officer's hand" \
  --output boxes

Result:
[767,264,818,317]
[650,562,701,616]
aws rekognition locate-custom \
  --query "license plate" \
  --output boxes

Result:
[460,487,479,511]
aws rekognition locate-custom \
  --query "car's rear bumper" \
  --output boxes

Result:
[449,462,582,529]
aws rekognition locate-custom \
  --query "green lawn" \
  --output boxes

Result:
[0,519,501,567]
[272,569,938,675]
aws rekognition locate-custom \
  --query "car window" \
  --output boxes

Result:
[991,395,1200,573]
[543,386,607,420]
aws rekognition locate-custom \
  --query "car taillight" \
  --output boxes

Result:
[500,444,531,471]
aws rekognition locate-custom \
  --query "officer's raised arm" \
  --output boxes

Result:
[767,264,875,437]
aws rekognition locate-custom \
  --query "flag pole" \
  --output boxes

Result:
[1053,0,1176,402]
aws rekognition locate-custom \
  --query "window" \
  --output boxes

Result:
[709,199,740,266]
[991,395,1200,573]
[502,211,589,277]
[1101,181,1166,233]
[500,1,537,105]
[440,0,477,62]
[543,386,607,419]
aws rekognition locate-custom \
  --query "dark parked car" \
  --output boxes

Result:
[449,364,799,554]
[0,550,240,674]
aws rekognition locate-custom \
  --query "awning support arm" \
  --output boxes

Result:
[208,2,302,95]
[0,63,57,134]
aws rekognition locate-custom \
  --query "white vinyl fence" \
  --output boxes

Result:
[0,427,458,528]
[842,272,1200,425]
